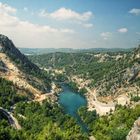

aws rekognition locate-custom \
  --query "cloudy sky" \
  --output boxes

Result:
[0,0,140,48]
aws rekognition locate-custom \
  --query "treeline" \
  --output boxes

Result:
[28,52,130,85]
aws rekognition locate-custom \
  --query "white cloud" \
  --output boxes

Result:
[0,3,74,34]
[129,8,140,15]
[0,2,77,49]
[0,10,74,33]
[39,8,93,21]
[100,32,112,40]
[118,28,128,33]
[60,29,75,33]
[83,23,93,28]
[0,2,16,14]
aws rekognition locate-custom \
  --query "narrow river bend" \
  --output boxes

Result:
[58,84,88,132]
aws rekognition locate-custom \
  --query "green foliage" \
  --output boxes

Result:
[0,77,27,109]
[0,119,26,140]
[78,106,98,130]
[68,81,79,92]
[89,105,140,140]
[28,51,135,96]
[79,87,88,95]
[13,100,88,140]
[131,95,140,102]
[55,73,68,82]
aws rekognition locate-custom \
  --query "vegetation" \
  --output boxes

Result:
[14,101,88,139]
[0,99,88,139]
[0,77,27,110]
[131,95,140,102]
[78,105,140,140]
[28,46,140,97]
[68,81,79,92]
[67,82,87,96]
[0,120,25,140]
[78,106,98,127]
[0,45,139,139]
[0,77,88,139]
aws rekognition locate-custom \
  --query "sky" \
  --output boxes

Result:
[0,0,140,49]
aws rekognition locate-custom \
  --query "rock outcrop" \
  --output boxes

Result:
[0,34,40,73]
[127,117,140,140]
[0,34,56,102]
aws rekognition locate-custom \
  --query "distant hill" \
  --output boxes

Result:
[19,47,132,55]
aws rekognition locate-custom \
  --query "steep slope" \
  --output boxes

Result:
[0,34,39,73]
[127,117,140,140]
[96,45,140,99]
[0,34,56,101]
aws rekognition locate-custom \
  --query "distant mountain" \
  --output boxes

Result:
[19,47,132,55]
[19,48,75,55]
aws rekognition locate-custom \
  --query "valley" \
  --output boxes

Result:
[0,34,140,140]
[29,47,140,115]
[28,44,140,139]
[0,1,140,139]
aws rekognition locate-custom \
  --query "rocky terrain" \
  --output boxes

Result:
[0,35,40,73]
[0,34,58,102]
[127,117,140,140]
[96,46,140,100]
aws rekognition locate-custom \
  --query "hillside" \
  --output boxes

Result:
[0,34,55,102]
[0,35,89,140]
[27,45,140,139]
[29,46,140,100]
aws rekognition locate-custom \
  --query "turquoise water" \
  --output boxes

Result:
[58,84,88,132]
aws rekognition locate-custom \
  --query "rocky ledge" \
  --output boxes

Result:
[0,34,40,72]
[127,117,140,140]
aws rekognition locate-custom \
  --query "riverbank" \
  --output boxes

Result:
[85,88,115,116]
[69,75,116,116]
[34,82,61,103]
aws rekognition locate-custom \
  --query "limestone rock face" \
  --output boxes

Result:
[0,34,40,72]
[127,118,140,140]
[0,34,52,99]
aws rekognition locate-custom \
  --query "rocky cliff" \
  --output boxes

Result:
[0,34,40,73]
[127,117,140,140]
[0,34,55,102]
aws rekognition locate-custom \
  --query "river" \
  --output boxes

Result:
[58,84,88,132]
